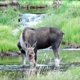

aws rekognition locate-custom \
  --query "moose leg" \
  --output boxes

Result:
[17,42,26,67]
[21,53,26,67]
[20,49,26,67]
[53,49,60,71]
[34,49,37,67]
[52,44,60,71]
[34,48,37,61]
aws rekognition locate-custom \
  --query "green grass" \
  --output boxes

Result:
[36,1,80,43]
[0,25,18,52]
[0,6,20,27]
[0,56,21,64]
[37,50,80,64]
[0,0,80,53]
[24,69,80,80]
[18,0,53,5]
[0,66,80,80]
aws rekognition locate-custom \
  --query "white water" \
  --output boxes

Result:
[12,13,46,35]
[18,13,46,27]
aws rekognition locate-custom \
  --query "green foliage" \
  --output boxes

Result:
[0,40,17,52]
[18,0,53,5]
[24,70,80,80]
[0,67,80,80]
[65,1,80,18]
[0,6,20,27]
[0,0,5,1]
[37,50,80,64]
[37,1,80,43]
[61,17,80,43]
[0,25,18,52]
[68,0,80,2]
[54,1,69,14]
[0,56,21,64]
[0,0,80,51]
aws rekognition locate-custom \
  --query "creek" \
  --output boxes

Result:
[0,49,80,79]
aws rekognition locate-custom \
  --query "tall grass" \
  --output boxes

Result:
[0,0,80,51]
[0,25,18,52]
[24,70,80,80]
[0,6,20,27]
[18,0,53,5]
[0,67,80,80]
[36,1,80,43]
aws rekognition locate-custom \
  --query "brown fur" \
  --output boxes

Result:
[17,27,64,71]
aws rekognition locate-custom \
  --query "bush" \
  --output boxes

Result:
[0,25,18,52]
[0,7,20,27]
[37,1,80,43]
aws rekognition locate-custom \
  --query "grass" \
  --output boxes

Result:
[36,1,80,43]
[0,56,21,65]
[0,66,80,80]
[0,1,80,49]
[37,50,80,64]
[0,1,80,61]
[18,0,53,5]
[0,25,18,52]
[24,69,80,80]
[0,6,20,27]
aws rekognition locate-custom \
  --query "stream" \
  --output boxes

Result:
[0,49,80,78]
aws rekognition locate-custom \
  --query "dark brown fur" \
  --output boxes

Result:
[17,27,64,70]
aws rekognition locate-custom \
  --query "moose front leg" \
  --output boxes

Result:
[34,48,37,67]
[21,53,26,67]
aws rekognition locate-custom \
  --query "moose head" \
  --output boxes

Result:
[26,41,37,68]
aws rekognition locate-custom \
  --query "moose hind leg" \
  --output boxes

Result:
[52,43,60,71]
[53,49,60,71]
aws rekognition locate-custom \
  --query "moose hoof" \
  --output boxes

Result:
[54,67,60,72]
[22,65,27,68]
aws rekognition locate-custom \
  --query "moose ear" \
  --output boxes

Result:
[32,41,37,48]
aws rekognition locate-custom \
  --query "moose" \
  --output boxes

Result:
[17,27,64,70]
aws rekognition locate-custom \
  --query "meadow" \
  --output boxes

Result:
[0,68,80,80]
[0,1,80,52]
